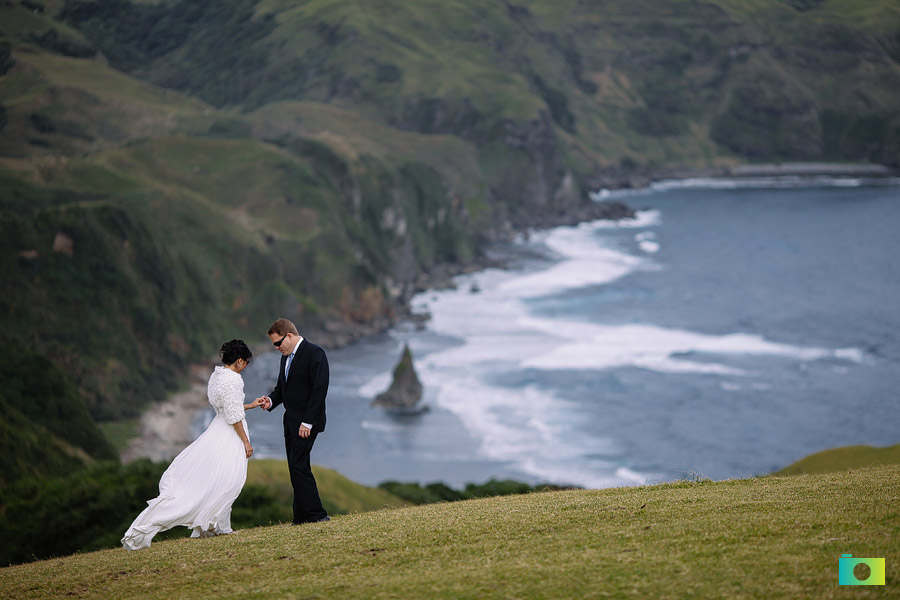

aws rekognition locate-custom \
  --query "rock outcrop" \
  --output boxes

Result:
[372,345,424,411]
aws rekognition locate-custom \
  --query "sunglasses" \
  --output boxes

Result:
[273,334,287,347]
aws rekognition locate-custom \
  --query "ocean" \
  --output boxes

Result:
[211,178,900,489]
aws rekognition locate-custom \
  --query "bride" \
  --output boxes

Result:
[121,339,263,550]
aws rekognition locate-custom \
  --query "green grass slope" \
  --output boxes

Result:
[1,465,897,598]
[775,443,900,476]
[248,459,412,516]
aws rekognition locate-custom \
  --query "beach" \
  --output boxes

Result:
[120,364,212,463]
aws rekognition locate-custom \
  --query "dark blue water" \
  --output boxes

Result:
[228,182,900,488]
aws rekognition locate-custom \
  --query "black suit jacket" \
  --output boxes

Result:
[267,339,328,434]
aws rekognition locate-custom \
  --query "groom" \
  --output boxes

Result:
[257,318,330,524]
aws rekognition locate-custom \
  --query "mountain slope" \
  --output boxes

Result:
[0,345,115,484]
[58,0,900,171]
[0,2,479,417]
[0,397,90,485]
[1,0,898,424]
[0,133,474,417]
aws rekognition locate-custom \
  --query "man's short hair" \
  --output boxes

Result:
[268,318,299,337]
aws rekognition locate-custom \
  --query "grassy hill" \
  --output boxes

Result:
[1,464,897,598]
[775,443,900,476]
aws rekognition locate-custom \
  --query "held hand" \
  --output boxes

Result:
[247,398,262,409]
[299,425,311,439]
[244,441,253,459]
[261,396,272,410]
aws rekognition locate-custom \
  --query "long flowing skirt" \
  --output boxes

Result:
[121,416,248,550]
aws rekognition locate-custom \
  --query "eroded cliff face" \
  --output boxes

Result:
[491,111,573,226]
[392,98,589,233]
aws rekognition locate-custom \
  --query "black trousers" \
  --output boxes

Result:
[284,430,327,523]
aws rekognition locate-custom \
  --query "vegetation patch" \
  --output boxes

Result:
[0,459,409,566]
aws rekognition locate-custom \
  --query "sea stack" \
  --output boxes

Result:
[372,345,426,413]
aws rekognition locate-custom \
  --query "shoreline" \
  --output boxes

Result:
[121,364,213,463]
[588,161,899,191]
[120,161,898,463]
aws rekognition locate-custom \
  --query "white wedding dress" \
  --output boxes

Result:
[121,366,250,550]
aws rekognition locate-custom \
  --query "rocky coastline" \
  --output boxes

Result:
[120,200,635,462]
[121,161,899,462]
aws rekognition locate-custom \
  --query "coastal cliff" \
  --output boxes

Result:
[1,0,899,433]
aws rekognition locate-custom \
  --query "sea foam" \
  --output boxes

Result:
[517,319,862,375]
[392,210,866,488]
[497,211,661,298]
[589,176,900,201]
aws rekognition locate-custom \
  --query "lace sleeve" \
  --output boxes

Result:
[221,375,246,425]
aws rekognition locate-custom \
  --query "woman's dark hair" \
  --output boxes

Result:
[220,339,252,365]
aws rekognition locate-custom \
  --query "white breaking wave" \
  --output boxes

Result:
[393,211,866,488]
[517,319,863,375]
[589,176,900,201]
[636,231,660,254]
[497,211,661,299]
[407,371,661,488]
[496,244,647,299]
[360,420,405,434]
[358,372,391,397]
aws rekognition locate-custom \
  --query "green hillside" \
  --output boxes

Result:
[0,0,483,421]
[0,345,115,484]
[775,443,900,476]
[1,0,899,454]
[1,464,897,598]
[0,397,89,484]
[56,0,900,170]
